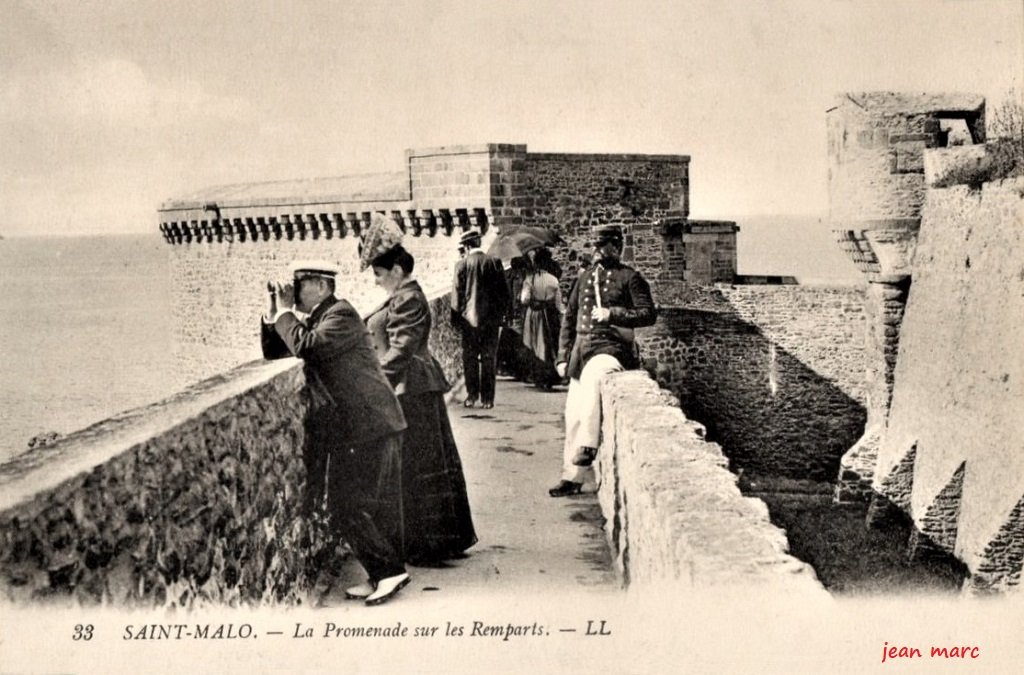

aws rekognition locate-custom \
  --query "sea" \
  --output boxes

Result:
[0,234,188,463]
[0,218,858,463]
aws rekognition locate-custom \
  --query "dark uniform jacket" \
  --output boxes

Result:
[451,250,510,329]
[261,296,407,444]
[365,279,451,397]
[557,259,657,380]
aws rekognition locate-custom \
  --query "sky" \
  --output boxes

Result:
[1,0,1021,237]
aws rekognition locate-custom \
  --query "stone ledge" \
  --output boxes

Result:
[832,92,985,116]
[0,359,329,606]
[406,144,528,159]
[527,152,690,163]
[0,358,300,515]
[160,172,411,211]
[597,370,827,594]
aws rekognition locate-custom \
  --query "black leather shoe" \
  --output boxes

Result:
[572,447,598,466]
[463,398,477,408]
[548,480,583,497]
[480,401,494,409]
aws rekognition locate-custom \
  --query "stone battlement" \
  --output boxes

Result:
[157,143,693,246]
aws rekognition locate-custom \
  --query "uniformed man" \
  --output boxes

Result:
[548,225,657,497]
[262,260,411,605]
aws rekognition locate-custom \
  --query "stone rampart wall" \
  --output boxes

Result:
[875,174,1024,593]
[642,283,867,479]
[169,235,462,384]
[595,370,826,594]
[0,360,325,606]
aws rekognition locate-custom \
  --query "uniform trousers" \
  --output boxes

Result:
[561,353,624,484]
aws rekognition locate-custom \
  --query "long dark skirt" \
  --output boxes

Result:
[522,302,561,386]
[399,391,477,563]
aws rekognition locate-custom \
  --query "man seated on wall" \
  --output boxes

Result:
[549,225,657,497]
[261,260,410,606]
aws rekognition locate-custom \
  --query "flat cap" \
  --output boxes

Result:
[459,228,482,246]
[289,259,340,280]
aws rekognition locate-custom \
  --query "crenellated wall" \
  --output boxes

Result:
[640,281,867,480]
[158,143,700,383]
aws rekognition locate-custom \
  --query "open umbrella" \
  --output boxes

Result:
[486,231,547,260]
[515,226,564,245]
[486,227,563,261]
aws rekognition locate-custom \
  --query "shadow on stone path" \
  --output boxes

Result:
[323,376,618,607]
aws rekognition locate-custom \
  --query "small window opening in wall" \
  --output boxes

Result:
[939,118,974,147]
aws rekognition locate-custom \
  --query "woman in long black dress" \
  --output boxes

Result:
[359,216,477,564]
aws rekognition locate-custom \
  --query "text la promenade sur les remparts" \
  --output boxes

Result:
[115,619,612,642]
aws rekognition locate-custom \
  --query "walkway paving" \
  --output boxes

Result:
[324,376,618,607]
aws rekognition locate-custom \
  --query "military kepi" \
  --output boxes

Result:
[592,224,623,244]
[290,259,340,281]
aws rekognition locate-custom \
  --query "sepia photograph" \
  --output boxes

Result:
[1,1,1022,672]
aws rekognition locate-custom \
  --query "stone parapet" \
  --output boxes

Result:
[595,370,826,593]
[0,359,329,606]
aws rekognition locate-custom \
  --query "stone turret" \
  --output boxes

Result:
[826,92,985,503]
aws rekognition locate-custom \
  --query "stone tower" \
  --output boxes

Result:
[826,92,985,502]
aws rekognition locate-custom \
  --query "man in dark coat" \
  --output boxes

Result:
[450,228,510,408]
[261,259,410,605]
[548,225,657,497]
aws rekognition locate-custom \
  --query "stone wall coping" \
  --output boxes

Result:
[829,92,985,115]
[159,198,413,218]
[728,277,865,288]
[159,172,410,211]
[406,144,528,158]
[830,218,922,232]
[527,152,690,163]
[0,359,300,515]
[653,280,865,295]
